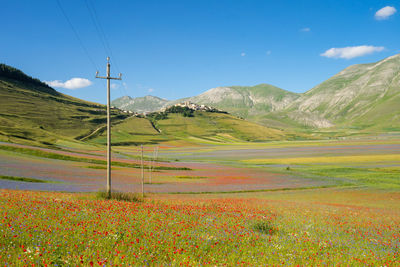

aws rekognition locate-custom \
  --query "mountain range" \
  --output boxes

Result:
[1,63,297,146]
[112,95,169,114]
[113,53,400,132]
[1,53,399,147]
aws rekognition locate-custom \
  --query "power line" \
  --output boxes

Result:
[85,0,121,74]
[56,0,98,70]
[85,0,129,97]
[58,0,129,97]
[84,1,110,60]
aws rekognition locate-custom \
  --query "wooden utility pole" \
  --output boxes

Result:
[96,57,122,197]
[141,145,144,197]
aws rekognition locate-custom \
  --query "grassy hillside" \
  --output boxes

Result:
[90,116,168,146]
[0,64,128,146]
[285,54,400,131]
[184,84,300,118]
[240,54,400,133]
[90,110,307,145]
[154,111,305,142]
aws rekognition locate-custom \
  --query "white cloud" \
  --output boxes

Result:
[266,50,271,55]
[300,27,311,32]
[375,6,397,20]
[320,45,384,59]
[111,84,119,89]
[148,88,154,93]
[45,78,92,89]
[241,52,246,57]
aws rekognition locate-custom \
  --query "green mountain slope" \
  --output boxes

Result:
[0,64,128,146]
[285,53,400,130]
[181,84,300,119]
[113,84,300,124]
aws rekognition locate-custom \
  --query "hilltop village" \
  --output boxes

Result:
[115,101,226,116]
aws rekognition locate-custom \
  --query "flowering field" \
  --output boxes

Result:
[0,143,323,193]
[1,189,399,265]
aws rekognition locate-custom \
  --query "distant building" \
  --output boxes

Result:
[172,101,222,112]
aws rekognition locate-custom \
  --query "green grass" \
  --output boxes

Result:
[83,165,108,170]
[165,184,344,194]
[240,149,400,188]
[251,220,276,235]
[90,116,169,145]
[96,191,143,202]
[113,150,169,163]
[245,162,400,189]
[155,112,291,142]
[244,154,400,165]
[0,175,49,183]
[176,175,208,179]
[297,166,400,188]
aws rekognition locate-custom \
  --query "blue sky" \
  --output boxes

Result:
[1,0,399,104]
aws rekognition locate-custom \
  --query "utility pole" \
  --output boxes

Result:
[148,147,154,184]
[96,57,122,197]
[149,146,158,184]
[148,151,152,184]
[141,145,144,197]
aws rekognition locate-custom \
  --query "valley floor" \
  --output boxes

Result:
[0,141,329,193]
[1,137,399,192]
[0,137,399,265]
